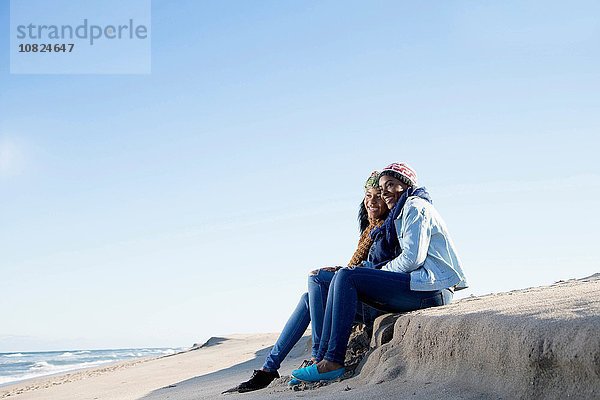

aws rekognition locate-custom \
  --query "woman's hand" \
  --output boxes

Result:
[309,266,341,275]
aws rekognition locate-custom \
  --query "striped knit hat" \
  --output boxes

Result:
[380,162,418,187]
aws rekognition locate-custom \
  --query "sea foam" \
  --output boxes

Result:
[0,347,185,387]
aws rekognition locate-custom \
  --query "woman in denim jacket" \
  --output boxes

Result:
[225,171,389,393]
[291,162,468,383]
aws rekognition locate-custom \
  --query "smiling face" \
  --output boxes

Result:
[379,175,409,209]
[363,187,387,220]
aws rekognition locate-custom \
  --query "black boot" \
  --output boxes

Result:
[222,369,280,394]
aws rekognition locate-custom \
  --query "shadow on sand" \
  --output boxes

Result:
[141,337,311,400]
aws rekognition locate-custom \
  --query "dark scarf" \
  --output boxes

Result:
[368,187,432,268]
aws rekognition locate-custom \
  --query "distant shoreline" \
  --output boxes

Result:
[0,333,283,400]
[0,347,184,389]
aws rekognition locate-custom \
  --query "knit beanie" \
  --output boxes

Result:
[380,162,418,187]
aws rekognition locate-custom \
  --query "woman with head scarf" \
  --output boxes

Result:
[225,171,389,393]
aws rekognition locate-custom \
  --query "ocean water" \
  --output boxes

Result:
[0,347,185,387]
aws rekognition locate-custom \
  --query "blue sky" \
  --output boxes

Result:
[1,0,599,352]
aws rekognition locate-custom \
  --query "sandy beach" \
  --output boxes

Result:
[0,333,297,400]
[2,274,599,400]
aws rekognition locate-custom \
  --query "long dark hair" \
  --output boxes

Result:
[358,201,369,233]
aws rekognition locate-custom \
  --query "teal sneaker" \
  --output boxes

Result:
[291,364,345,383]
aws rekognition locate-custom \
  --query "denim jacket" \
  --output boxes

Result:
[378,196,468,291]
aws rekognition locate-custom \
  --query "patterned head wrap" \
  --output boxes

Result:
[380,162,418,187]
[364,171,381,191]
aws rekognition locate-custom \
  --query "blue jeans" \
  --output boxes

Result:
[262,269,335,371]
[316,267,453,365]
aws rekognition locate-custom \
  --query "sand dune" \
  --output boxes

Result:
[356,273,600,399]
[2,274,599,400]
